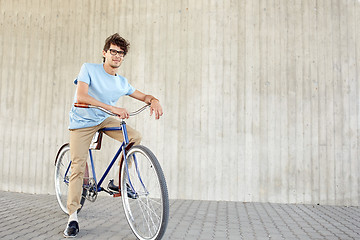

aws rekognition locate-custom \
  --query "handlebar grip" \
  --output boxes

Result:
[74,103,90,108]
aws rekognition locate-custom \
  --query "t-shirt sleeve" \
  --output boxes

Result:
[74,63,90,85]
[125,80,136,95]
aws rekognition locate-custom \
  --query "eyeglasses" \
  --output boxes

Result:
[108,49,125,57]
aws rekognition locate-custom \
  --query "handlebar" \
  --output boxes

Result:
[74,103,150,117]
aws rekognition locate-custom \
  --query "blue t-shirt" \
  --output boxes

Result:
[69,63,136,129]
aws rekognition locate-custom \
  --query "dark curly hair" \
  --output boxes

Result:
[103,33,130,62]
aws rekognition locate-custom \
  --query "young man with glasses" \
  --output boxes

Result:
[64,33,163,238]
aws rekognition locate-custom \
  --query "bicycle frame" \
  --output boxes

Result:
[64,103,150,197]
[61,126,128,192]
[88,122,148,197]
[90,124,129,192]
[62,123,140,196]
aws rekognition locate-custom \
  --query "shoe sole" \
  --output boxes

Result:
[63,233,78,238]
[63,229,78,238]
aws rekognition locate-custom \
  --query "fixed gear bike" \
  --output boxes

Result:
[54,103,169,240]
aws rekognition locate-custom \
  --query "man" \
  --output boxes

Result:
[64,33,163,238]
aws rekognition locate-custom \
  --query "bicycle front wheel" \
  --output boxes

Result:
[54,143,87,214]
[120,145,169,240]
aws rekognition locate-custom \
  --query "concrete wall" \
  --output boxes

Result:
[0,0,359,206]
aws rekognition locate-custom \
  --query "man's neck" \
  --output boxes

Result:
[103,63,118,76]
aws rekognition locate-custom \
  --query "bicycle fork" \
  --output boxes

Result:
[114,121,148,198]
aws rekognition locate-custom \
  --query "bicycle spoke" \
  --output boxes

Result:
[124,200,135,222]
[148,197,162,206]
[137,200,159,233]
[127,198,155,237]
[137,198,155,237]
[138,198,161,222]
[143,197,160,235]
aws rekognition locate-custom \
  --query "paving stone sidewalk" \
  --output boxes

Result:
[0,191,359,240]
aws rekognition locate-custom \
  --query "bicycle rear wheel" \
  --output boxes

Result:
[120,145,169,240]
[54,143,87,214]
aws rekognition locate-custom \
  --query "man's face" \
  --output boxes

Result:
[103,44,125,69]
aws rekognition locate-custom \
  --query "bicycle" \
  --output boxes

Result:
[54,103,169,240]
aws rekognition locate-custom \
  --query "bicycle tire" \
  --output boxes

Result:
[54,143,87,214]
[120,145,169,240]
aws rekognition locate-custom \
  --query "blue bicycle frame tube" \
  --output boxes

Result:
[134,154,148,194]
[64,161,72,184]
[88,150,97,183]
[101,127,122,132]
[125,153,148,194]
[91,126,122,189]
[97,142,125,190]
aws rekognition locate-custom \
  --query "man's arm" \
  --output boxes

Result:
[130,90,163,120]
[77,81,130,118]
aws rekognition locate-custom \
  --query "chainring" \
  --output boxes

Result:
[84,178,98,202]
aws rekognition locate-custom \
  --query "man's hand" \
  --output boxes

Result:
[150,100,163,120]
[129,91,163,119]
[110,106,129,119]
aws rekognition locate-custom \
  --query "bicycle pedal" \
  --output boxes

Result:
[113,193,121,198]
[101,187,115,195]
[108,179,120,192]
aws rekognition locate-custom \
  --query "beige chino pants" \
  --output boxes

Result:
[67,117,141,215]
